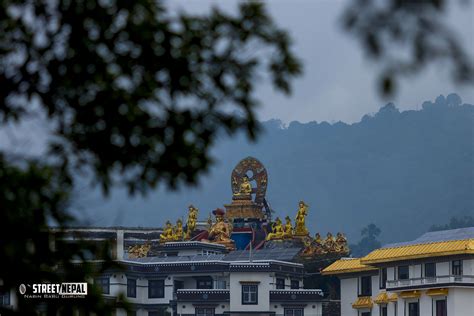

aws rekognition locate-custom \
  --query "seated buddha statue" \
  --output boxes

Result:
[160,221,174,243]
[233,176,252,199]
[283,216,293,238]
[173,219,184,241]
[266,217,284,240]
[335,232,349,253]
[323,232,338,252]
[314,233,323,246]
[204,209,235,249]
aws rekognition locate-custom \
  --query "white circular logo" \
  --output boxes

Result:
[19,284,26,295]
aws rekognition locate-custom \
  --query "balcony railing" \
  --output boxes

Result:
[386,275,474,289]
[176,289,229,302]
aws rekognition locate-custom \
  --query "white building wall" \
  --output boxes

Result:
[418,294,431,316]
[229,272,271,312]
[340,278,358,316]
[448,287,474,316]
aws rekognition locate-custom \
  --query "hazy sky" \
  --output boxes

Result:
[170,0,474,123]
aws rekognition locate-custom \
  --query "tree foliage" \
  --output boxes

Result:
[343,0,474,95]
[350,223,382,257]
[429,216,474,232]
[0,0,301,313]
[0,0,301,194]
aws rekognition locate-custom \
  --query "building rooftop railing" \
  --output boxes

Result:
[387,275,474,290]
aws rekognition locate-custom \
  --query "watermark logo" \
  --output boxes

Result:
[18,283,87,299]
[19,284,26,295]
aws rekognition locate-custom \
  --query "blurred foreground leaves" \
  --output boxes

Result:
[0,0,301,313]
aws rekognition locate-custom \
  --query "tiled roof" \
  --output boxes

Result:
[383,227,474,248]
[322,227,474,274]
[352,296,373,309]
[361,238,474,264]
[321,258,377,275]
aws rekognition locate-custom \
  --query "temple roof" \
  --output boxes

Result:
[321,258,376,275]
[322,227,474,274]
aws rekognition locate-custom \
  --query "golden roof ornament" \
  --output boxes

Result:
[283,216,293,239]
[301,231,350,257]
[294,201,309,236]
[128,243,151,258]
[185,205,198,240]
[266,217,285,241]
[202,208,235,250]
[159,220,174,243]
[173,218,184,241]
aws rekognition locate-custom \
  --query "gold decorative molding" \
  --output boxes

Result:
[399,290,421,299]
[426,288,449,296]
[352,296,373,309]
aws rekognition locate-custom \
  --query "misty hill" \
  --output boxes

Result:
[76,94,474,244]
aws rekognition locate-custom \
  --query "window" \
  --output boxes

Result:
[424,263,436,278]
[452,260,462,276]
[408,302,419,316]
[174,280,184,293]
[241,284,258,304]
[394,302,397,316]
[215,280,226,289]
[379,268,387,289]
[285,308,304,316]
[196,277,213,289]
[435,300,447,316]
[360,312,371,316]
[291,279,300,289]
[276,278,285,289]
[127,278,136,298]
[398,266,409,280]
[148,311,166,316]
[359,276,372,296]
[0,290,10,306]
[195,308,215,316]
[94,277,110,294]
[380,306,387,316]
[148,280,165,298]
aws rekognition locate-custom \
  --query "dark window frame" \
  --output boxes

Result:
[127,278,137,298]
[408,301,419,316]
[241,284,258,305]
[452,260,462,276]
[290,279,300,289]
[435,299,447,316]
[195,307,215,316]
[284,307,304,316]
[359,276,372,297]
[379,305,387,316]
[398,265,409,280]
[148,279,165,299]
[94,277,110,294]
[379,267,387,289]
[276,278,285,289]
[196,277,213,289]
[424,263,436,278]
